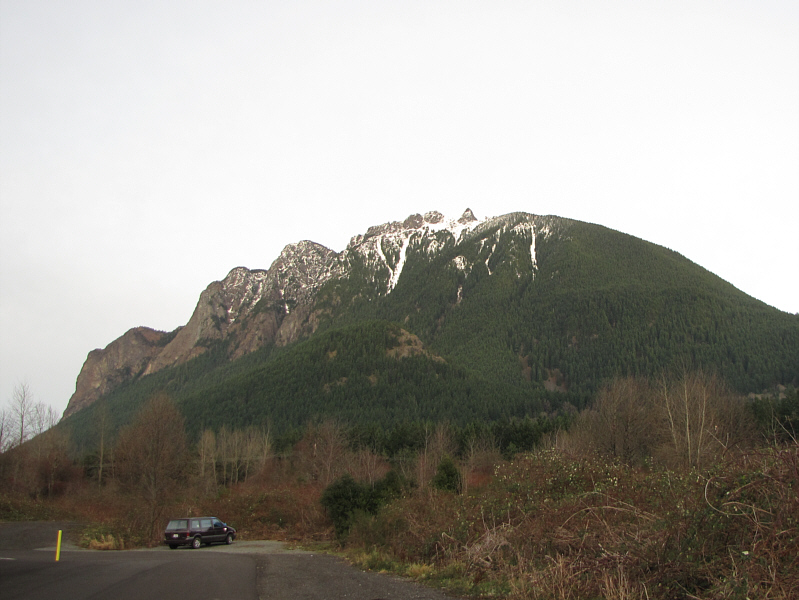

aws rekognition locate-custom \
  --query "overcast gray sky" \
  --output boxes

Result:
[1,0,797,417]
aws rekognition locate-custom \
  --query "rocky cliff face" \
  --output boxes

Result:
[63,209,557,418]
[141,239,341,375]
[63,239,345,417]
[63,327,166,417]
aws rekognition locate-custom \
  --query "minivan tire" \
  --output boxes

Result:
[225,533,233,545]
[192,536,202,549]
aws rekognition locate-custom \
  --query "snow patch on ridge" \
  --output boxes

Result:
[374,236,388,269]
[346,209,486,294]
[388,236,410,291]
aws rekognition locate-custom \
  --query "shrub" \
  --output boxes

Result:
[320,474,377,538]
[321,470,410,539]
[432,455,461,494]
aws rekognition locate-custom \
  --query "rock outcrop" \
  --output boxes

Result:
[64,241,343,418]
[63,327,166,417]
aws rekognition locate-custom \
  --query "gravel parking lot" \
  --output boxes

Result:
[0,522,460,600]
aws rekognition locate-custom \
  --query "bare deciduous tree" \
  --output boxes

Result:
[417,422,455,489]
[0,407,10,453]
[587,377,658,463]
[312,420,348,487]
[32,426,72,497]
[198,429,217,483]
[4,383,59,451]
[199,424,272,487]
[656,370,751,469]
[217,426,247,485]
[114,393,188,541]
[349,447,388,485]
[9,382,35,447]
[290,420,350,486]
[242,427,268,481]
[95,402,110,487]
[460,430,501,494]
[31,402,58,438]
[259,424,273,472]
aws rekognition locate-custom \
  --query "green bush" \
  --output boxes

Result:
[321,470,409,539]
[432,455,461,494]
[320,474,377,538]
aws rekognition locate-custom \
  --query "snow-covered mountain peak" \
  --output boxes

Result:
[422,208,484,242]
[340,209,489,294]
[350,209,484,248]
[270,240,337,274]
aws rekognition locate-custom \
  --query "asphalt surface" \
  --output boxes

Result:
[0,522,459,600]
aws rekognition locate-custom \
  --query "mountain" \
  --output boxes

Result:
[63,209,484,418]
[61,210,799,439]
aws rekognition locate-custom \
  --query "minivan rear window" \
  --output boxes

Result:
[166,519,188,530]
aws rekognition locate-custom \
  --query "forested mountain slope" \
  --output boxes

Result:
[312,214,797,395]
[61,210,799,446]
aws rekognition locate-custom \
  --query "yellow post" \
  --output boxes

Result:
[55,530,62,562]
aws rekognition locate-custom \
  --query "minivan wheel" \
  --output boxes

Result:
[168,544,178,549]
[225,533,233,545]
[192,536,202,549]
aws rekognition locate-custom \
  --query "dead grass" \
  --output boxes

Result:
[86,533,125,550]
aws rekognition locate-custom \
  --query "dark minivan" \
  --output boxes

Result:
[164,517,236,549]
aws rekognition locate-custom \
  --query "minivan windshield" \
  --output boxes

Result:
[166,519,188,531]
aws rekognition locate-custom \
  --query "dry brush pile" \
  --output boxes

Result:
[345,443,798,599]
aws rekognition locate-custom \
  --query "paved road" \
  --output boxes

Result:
[0,522,458,600]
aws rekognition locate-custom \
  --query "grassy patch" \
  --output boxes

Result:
[0,493,66,522]
[78,522,131,550]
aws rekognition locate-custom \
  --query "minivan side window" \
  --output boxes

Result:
[191,520,200,529]
[200,519,212,529]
